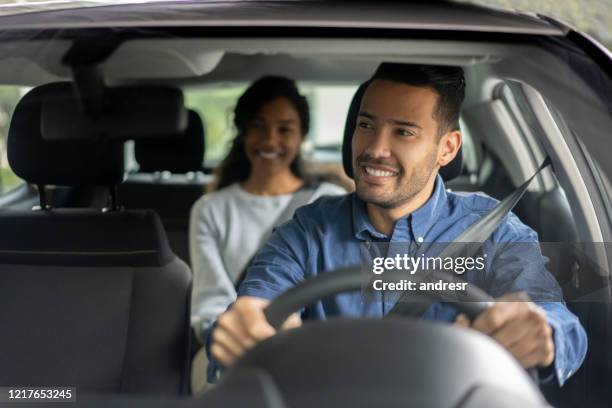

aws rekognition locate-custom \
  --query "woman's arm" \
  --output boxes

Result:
[189,197,237,342]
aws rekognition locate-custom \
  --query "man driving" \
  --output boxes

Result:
[207,63,587,386]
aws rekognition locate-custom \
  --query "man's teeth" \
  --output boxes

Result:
[364,166,396,177]
[259,151,280,160]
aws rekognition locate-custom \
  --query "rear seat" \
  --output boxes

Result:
[119,109,210,265]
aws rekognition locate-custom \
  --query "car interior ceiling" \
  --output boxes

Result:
[0,35,609,406]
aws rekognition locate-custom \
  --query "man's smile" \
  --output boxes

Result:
[359,162,400,184]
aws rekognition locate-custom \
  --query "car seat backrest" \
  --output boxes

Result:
[0,210,191,394]
[342,80,463,182]
[120,109,208,264]
[0,82,192,395]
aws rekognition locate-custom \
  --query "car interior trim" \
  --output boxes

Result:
[522,85,609,274]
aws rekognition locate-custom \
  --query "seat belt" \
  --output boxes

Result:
[388,157,551,316]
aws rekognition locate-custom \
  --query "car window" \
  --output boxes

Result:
[0,85,25,195]
[548,102,612,224]
[185,83,358,165]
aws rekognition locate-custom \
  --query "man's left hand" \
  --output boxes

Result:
[455,292,555,369]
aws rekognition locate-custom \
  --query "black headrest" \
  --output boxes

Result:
[134,109,205,173]
[7,82,124,187]
[342,81,463,182]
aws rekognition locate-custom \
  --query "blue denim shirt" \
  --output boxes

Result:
[208,175,587,386]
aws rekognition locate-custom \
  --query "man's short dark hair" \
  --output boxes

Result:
[371,63,465,137]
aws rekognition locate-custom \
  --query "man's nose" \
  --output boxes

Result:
[364,129,392,158]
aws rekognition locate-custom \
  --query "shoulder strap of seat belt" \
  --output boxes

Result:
[388,157,551,316]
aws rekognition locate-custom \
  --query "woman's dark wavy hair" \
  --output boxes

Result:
[214,76,310,191]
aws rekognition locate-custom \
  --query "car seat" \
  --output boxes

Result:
[119,109,208,265]
[0,82,192,395]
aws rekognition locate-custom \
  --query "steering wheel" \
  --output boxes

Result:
[263,266,539,382]
[264,266,494,327]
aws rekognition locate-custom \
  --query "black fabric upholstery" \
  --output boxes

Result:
[342,80,463,182]
[0,208,192,394]
[0,83,193,395]
[121,110,207,264]
[0,260,192,394]
[41,85,187,142]
[135,110,205,173]
[118,181,204,264]
[0,209,174,266]
[7,82,125,187]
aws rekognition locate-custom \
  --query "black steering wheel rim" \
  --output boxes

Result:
[262,266,540,382]
[263,266,494,329]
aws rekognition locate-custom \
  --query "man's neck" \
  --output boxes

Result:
[241,168,304,196]
[366,175,438,236]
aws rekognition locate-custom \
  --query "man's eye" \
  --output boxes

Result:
[396,129,415,137]
[279,126,294,134]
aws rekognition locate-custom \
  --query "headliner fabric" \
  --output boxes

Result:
[7,82,125,187]
[342,80,463,182]
[135,109,205,173]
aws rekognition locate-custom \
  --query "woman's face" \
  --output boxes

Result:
[243,96,304,173]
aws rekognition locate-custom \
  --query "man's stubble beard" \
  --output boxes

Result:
[355,149,439,210]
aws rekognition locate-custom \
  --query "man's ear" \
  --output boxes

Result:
[438,130,462,167]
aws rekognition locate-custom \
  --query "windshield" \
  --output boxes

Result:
[456,0,611,50]
[0,0,171,17]
[0,2,610,408]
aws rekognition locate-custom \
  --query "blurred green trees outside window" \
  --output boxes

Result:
[0,86,24,195]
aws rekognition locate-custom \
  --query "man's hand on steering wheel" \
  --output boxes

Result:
[211,296,302,367]
[455,292,555,370]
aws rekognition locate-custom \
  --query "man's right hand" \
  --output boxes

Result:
[210,296,302,367]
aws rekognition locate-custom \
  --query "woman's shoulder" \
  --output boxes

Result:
[191,183,242,216]
[311,181,348,197]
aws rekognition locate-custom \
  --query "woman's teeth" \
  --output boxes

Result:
[259,151,280,160]
[364,166,397,177]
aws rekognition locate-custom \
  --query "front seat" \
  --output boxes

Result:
[0,83,192,395]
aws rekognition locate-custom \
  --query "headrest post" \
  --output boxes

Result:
[33,185,51,211]
[102,185,120,213]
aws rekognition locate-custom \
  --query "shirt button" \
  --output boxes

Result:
[417,237,424,243]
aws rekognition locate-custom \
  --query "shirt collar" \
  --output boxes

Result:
[352,174,449,241]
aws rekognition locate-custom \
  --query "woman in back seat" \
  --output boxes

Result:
[189,76,345,342]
